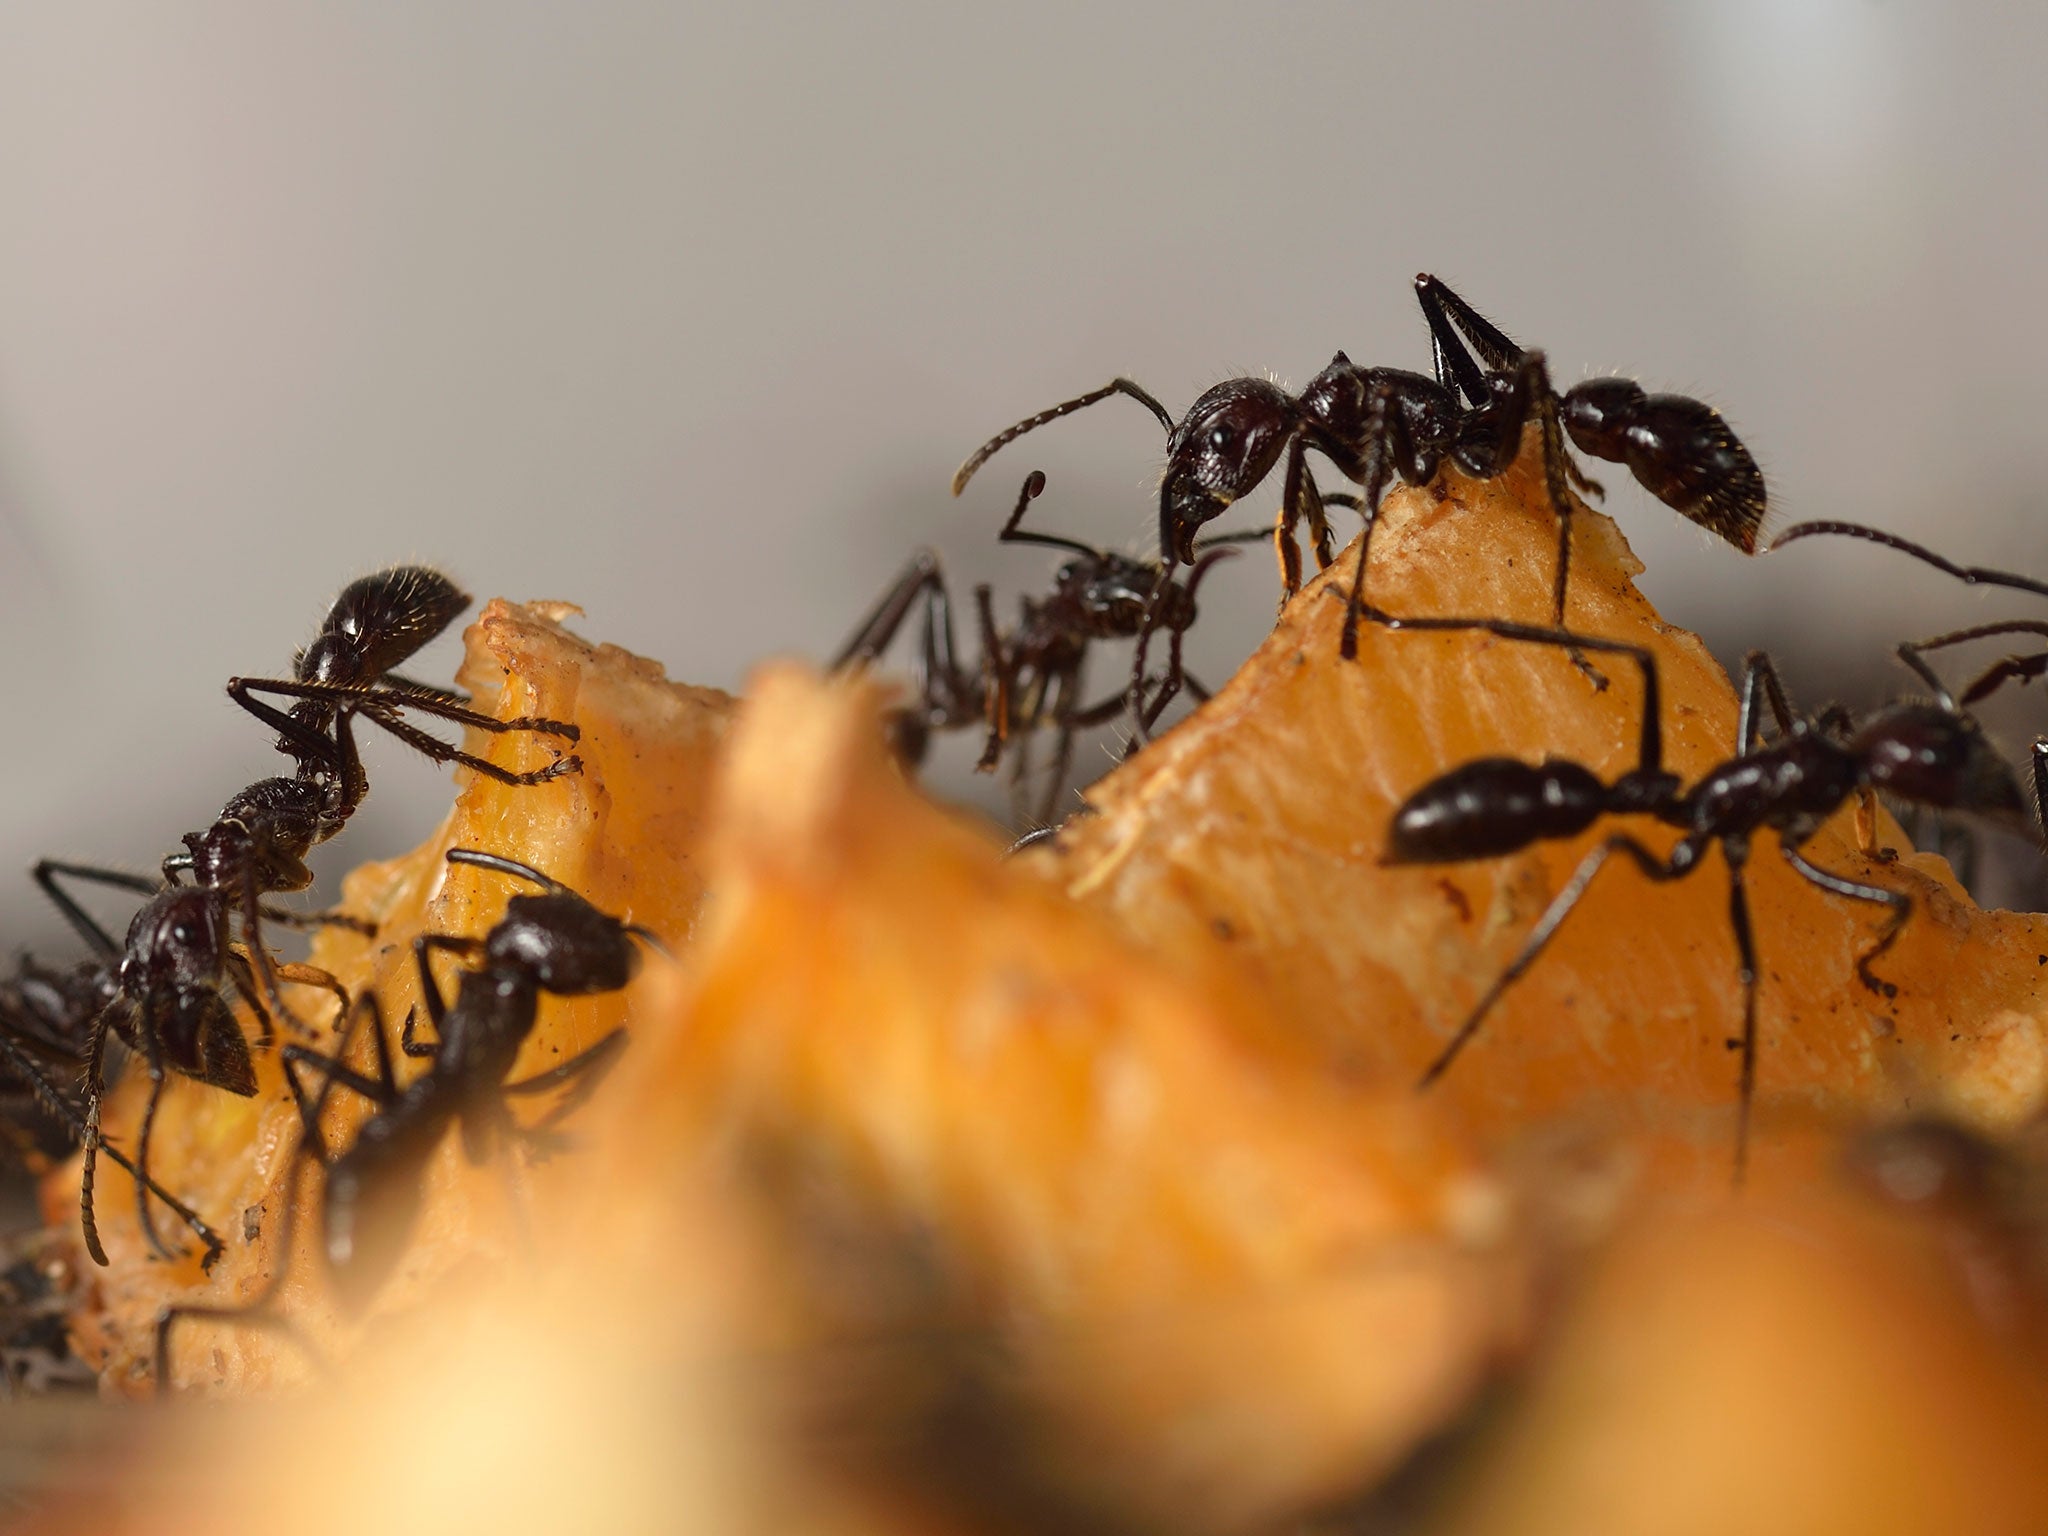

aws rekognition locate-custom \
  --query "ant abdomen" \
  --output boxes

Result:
[1386,758,1607,864]
[1561,381,1766,552]
[296,566,472,689]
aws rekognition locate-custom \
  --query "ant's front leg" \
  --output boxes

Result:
[1781,840,1911,999]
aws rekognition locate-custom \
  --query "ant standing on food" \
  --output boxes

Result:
[834,470,1257,825]
[953,275,1767,670]
[1771,519,2048,840]
[34,567,583,1270]
[153,849,658,1389]
[1356,604,2030,1180]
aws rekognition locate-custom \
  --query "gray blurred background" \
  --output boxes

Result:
[4,0,2048,949]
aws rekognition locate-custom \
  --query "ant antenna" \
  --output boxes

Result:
[1770,521,2048,602]
[952,379,1176,497]
[445,848,575,896]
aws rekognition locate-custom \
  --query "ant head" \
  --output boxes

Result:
[1852,703,2029,828]
[1160,378,1298,565]
[489,891,644,995]
[121,888,227,997]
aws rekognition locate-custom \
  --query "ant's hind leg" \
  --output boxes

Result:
[832,551,944,670]
[1418,833,1690,1090]
[154,1159,321,1397]
[1781,844,1911,998]
[1724,855,1761,1187]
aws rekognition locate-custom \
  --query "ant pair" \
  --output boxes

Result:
[154,849,657,1389]
[35,567,582,1268]
[833,470,1268,825]
[1362,603,2030,1180]
[955,275,1766,664]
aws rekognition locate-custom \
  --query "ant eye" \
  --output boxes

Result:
[1208,426,1233,451]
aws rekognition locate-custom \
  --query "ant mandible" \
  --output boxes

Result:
[154,850,656,1385]
[36,567,583,1267]
[1361,606,2028,1180]
[833,470,1251,825]
[953,276,1766,662]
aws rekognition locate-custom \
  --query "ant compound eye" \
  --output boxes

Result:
[1208,425,1233,451]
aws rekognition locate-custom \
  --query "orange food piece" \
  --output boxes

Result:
[44,432,2048,1534]
[1037,450,2048,1191]
[68,600,733,1393]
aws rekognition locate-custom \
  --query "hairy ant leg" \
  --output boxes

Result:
[1416,832,1700,1089]
[229,677,580,785]
[0,1028,222,1269]
[152,1158,321,1396]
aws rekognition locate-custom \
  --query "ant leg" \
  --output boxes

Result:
[31,862,148,960]
[0,1026,222,1270]
[1767,522,2048,602]
[1724,848,1760,1187]
[1276,439,1309,599]
[79,1010,116,1266]
[1901,624,2048,709]
[1419,833,1696,1088]
[132,1070,177,1262]
[1414,274,1524,386]
[1337,386,1401,661]
[1137,546,1237,735]
[233,678,580,747]
[356,708,581,787]
[1734,650,1799,752]
[952,379,1176,497]
[256,903,377,938]
[1192,520,1286,553]
[1037,668,1081,829]
[224,679,351,772]
[832,551,944,670]
[2033,742,2048,843]
[238,860,319,1040]
[413,933,483,1035]
[1351,607,1666,774]
[1781,843,1911,998]
[273,963,350,1023]
[974,586,1011,773]
[504,1030,629,1137]
[155,1156,320,1396]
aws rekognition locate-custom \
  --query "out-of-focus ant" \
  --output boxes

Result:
[1771,519,2048,836]
[37,568,582,1268]
[1361,605,2029,1180]
[0,963,225,1268]
[954,276,1766,663]
[154,850,655,1387]
[834,471,1256,825]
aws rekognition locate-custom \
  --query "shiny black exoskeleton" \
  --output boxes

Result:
[35,567,583,1268]
[834,470,1249,825]
[953,276,1766,661]
[282,849,650,1308]
[1368,610,2028,1180]
[1771,519,2048,841]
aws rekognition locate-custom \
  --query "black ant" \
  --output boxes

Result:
[0,960,226,1268]
[1771,519,2048,837]
[1360,606,2029,1180]
[154,850,654,1385]
[36,567,582,1268]
[834,470,1255,825]
[953,275,1766,664]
